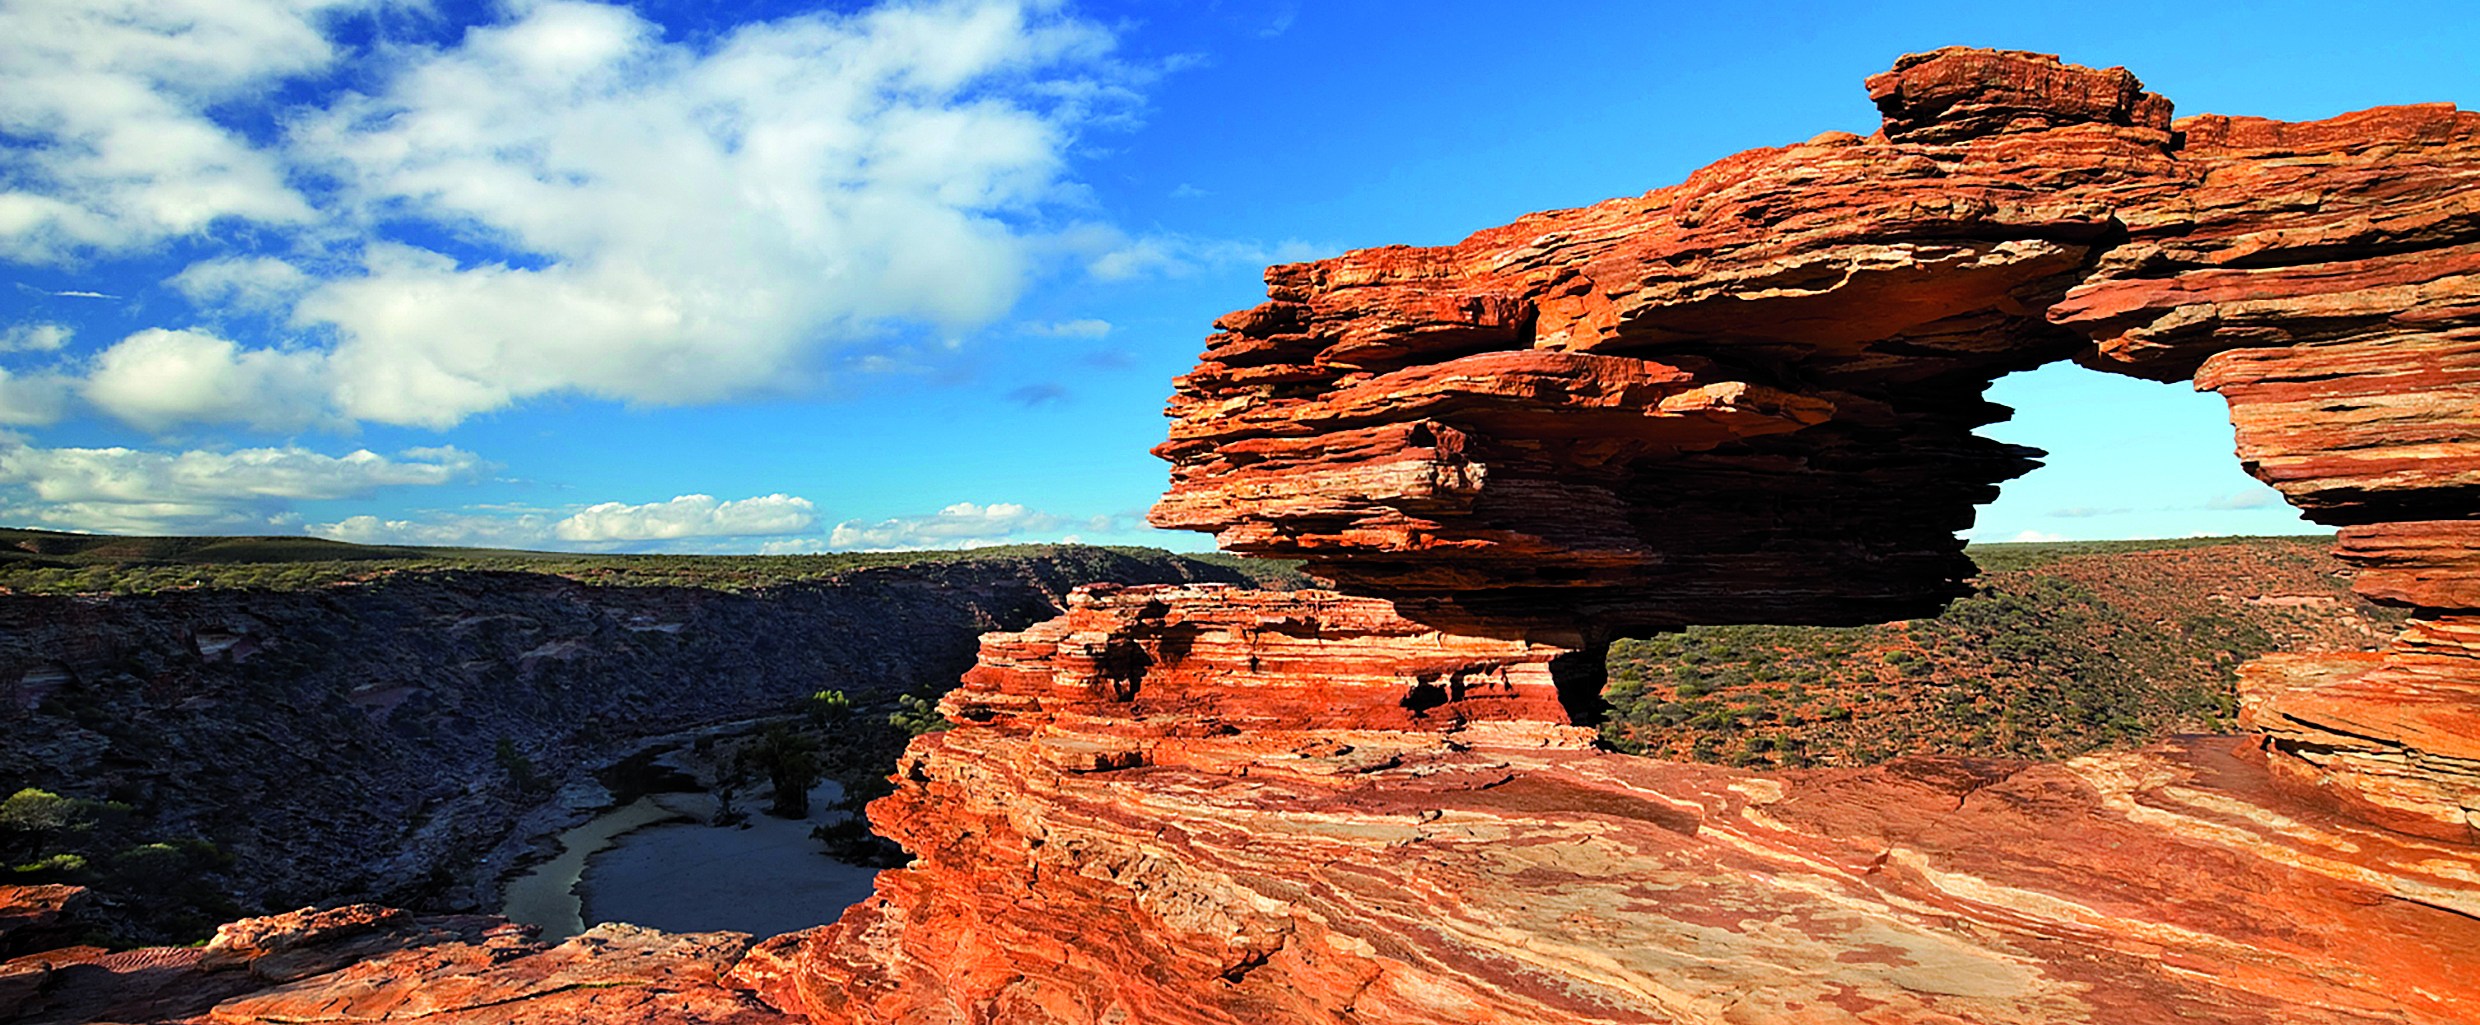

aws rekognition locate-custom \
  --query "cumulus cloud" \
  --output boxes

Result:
[0,1,1310,437]
[308,510,561,549]
[825,500,1117,550]
[552,493,817,542]
[1,323,72,352]
[82,328,333,432]
[263,0,1133,428]
[303,492,822,549]
[168,256,315,312]
[0,0,352,261]
[0,442,479,534]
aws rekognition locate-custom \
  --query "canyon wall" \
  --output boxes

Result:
[783,48,2480,1024]
[0,549,1275,939]
[9,46,2476,1025]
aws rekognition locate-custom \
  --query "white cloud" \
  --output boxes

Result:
[0,442,479,534]
[169,256,314,312]
[0,0,355,261]
[2005,530,2069,543]
[552,493,817,541]
[1025,318,1112,339]
[82,328,333,431]
[1082,231,1330,281]
[261,0,1132,428]
[0,369,72,426]
[0,2,1314,435]
[304,492,822,549]
[308,510,559,549]
[825,500,1117,550]
[1,323,71,352]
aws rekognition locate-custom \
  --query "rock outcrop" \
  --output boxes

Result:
[14,46,2480,1025]
[2,901,797,1024]
[781,586,2480,1024]
[1151,48,2478,638]
[1148,46,2480,832]
[786,47,2480,1024]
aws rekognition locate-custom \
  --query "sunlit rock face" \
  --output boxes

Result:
[782,47,2480,1025]
[1146,46,2480,831]
[19,46,2478,1025]
[1151,49,2478,636]
[780,589,2480,1024]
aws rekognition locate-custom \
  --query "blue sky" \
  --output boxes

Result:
[0,1,2471,552]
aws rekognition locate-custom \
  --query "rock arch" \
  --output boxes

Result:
[1148,47,2480,837]
[781,49,2480,1024]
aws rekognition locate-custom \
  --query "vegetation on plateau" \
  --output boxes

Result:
[0,527,1300,595]
[1597,536,2403,769]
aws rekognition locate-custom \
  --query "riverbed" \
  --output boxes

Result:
[503,779,880,941]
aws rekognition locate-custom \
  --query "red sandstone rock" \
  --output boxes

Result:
[2339,521,2480,609]
[1144,44,2480,845]
[2,907,800,1025]
[788,47,2480,1025]
[201,922,797,1024]
[24,44,2480,1025]
[1153,52,2477,631]
[0,885,86,956]
[792,587,2480,1024]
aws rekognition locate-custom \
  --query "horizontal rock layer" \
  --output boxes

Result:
[789,586,2480,1024]
[1,899,798,1025]
[1150,47,2479,632]
[786,46,2480,1025]
[1148,46,2480,845]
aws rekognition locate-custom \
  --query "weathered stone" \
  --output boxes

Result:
[790,586,2480,1024]
[799,45,2480,1025]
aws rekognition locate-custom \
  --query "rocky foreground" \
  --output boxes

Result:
[8,47,2480,1025]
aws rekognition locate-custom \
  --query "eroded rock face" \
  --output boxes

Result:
[1,904,798,1025]
[1148,46,2480,834]
[19,45,2479,1025]
[788,46,2480,1024]
[784,586,2480,1024]
[1151,47,2478,635]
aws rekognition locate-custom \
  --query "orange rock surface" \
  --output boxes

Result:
[2,902,799,1024]
[788,47,2480,1024]
[16,45,2480,1025]
[783,586,2480,1024]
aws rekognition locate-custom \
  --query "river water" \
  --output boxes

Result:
[502,779,881,941]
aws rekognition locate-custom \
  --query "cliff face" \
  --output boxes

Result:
[781,48,2480,1024]
[0,550,1272,939]
[11,47,2479,1025]
[768,583,2480,1024]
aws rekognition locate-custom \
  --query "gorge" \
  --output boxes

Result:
[6,46,2479,1025]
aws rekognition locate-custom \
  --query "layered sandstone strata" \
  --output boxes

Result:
[18,45,2480,1025]
[781,586,2480,1024]
[1148,46,2480,833]
[1150,48,2478,633]
[0,896,796,1024]
[786,46,2480,1025]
